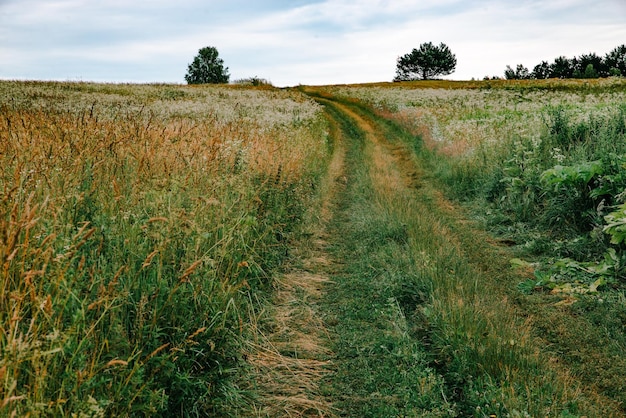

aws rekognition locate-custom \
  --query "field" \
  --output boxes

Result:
[2,78,626,416]
[0,81,330,415]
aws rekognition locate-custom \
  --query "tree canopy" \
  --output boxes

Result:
[395,42,457,81]
[185,46,230,84]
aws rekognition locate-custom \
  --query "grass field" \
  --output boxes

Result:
[2,78,626,416]
[0,81,330,415]
[319,79,626,416]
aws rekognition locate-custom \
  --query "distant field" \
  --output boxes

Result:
[330,78,626,156]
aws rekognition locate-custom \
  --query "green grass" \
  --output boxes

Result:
[314,98,452,417]
[0,81,329,416]
[308,90,623,416]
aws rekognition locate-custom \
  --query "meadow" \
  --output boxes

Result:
[2,78,626,416]
[0,81,330,415]
[325,78,626,414]
[329,78,626,284]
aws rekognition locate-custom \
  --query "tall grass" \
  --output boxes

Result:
[313,96,614,416]
[0,81,329,415]
[329,80,626,260]
[326,80,626,412]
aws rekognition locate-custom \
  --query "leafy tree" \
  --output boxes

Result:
[582,63,599,79]
[532,61,551,79]
[394,42,457,81]
[605,44,626,76]
[550,56,574,78]
[185,46,230,84]
[573,53,606,78]
[504,64,530,80]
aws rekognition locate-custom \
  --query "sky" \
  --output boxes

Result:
[1,0,625,87]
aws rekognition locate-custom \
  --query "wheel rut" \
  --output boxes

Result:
[244,97,346,417]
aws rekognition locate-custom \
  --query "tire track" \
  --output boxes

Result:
[246,87,624,417]
[244,102,346,417]
[302,88,624,417]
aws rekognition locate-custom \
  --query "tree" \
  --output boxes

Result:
[532,61,551,79]
[605,44,626,76]
[185,46,230,84]
[572,53,606,78]
[549,56,574,79]
[395,42,457,81]
[504,64,530,80]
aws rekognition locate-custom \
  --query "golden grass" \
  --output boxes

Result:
[246,265,334,417]
[0,81,329,415]
[242,105,345,418]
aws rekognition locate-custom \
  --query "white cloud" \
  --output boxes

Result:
[1,0,625,85]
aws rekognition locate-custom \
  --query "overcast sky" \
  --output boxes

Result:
[1,0,625,86]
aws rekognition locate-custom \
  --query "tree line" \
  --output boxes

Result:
[184,44,626,85]
[504,44,626,80]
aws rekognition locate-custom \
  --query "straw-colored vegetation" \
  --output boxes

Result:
[0,81,329,416]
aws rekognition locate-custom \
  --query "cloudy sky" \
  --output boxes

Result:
[1,0,625,86]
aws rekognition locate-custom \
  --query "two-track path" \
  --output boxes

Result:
[246,88,625,417]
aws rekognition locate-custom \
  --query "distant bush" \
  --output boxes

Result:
[233,76,273,87]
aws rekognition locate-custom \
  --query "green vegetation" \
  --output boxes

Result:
[0,81,328,416]
[3,78,626,416]
[310,97,453,416]
[185,46,230,84]
[327,79,626,414]
[395,42,457,81]
[308,92,619,416]
[504,44,626,79]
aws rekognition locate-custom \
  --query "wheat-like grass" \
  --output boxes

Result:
[0,81,329,415]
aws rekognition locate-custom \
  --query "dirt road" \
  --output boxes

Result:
[246,88,625,417]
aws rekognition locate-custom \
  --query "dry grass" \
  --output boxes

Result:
[245,248,335,417]
[242,104,347,418]
[0,81,329,415]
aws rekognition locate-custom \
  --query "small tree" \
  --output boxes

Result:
[185,46,230,84]
[532,61,551,79]
[395,42,457,81]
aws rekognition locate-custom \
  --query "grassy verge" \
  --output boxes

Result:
[308,90,623,416]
